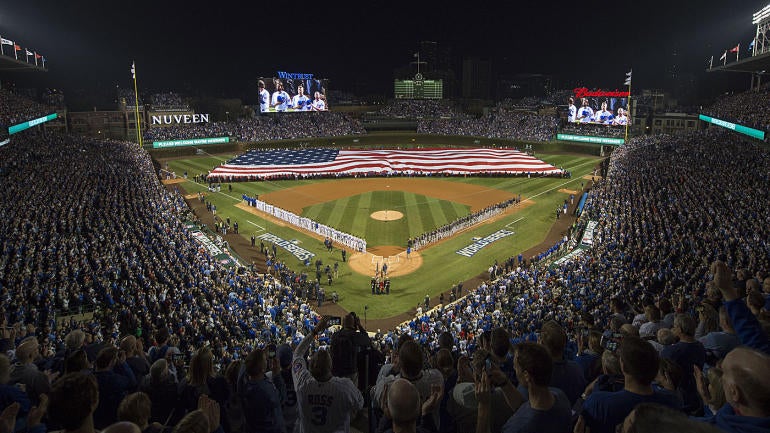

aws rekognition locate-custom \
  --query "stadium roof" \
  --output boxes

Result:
[707,50,770,74]
[0,55,46,72]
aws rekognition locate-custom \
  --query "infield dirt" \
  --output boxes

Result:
[260,177,516,214]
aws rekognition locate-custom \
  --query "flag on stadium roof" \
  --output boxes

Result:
[0,38,13,45]
[131,61,136,79]
[729,44,740,53]
[25,49,33,56]
[209,148,562,179]
[624,70,632,86]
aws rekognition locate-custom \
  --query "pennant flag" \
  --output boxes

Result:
[749,39,756,51]
[729,44,740,53]
[709,55,714,69]
[0,38,13,45]
[35,53,41,59]
[624,70,632,86]
[210,148,563,179]
[720,51,727,61]
[14,44,21,51]
[131,61,136,79]
[25,49,33,56]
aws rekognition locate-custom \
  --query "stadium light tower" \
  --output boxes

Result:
[752,4,770,56]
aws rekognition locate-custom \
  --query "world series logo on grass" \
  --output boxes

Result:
[455,229,515,257]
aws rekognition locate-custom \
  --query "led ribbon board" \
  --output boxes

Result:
[8,113,58,135]
[698,114,766,140]
[152,136,230,148]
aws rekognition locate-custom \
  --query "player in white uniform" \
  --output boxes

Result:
[292,84,312,111]
[577,98,594,123]
[594,101,614,124]
[292,316,364,433]
[258,80,270,113]
[612,107,629,125]
[271,80,291,112]
[311,91,326,111]
[567,97,577,122]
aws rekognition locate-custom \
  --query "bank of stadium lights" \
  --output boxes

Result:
[753,4,770,24]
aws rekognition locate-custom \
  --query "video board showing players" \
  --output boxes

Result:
[567,89,631,126]
[257,72,328,113]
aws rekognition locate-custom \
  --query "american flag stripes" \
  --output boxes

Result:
[210,148,561,179]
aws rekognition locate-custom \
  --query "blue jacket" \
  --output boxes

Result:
[724,299,770,354]
[697,404,770,433]
[237,366,286,433]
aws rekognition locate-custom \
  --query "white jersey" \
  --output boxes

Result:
[577,106,594,122]
[567,104,577,122]
[292,95,311,111]
[272,91,291,111]
[292,334,364,433]
[312,99,326,111]
[259,89,270,112]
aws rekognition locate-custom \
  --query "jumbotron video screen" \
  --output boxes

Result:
[567,88,631,126]
[257,71,329,113]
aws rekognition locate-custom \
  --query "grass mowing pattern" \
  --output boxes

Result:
[303,191,470,247]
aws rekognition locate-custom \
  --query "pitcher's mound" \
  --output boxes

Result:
[371,210,403,221]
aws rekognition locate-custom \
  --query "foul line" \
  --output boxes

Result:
[246,220,266,231]
[505,217,525,228]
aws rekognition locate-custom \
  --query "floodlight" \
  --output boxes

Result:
[752,4,770,24]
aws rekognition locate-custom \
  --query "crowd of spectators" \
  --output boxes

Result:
[376,100,469,119]
[144,112,365,143]
[149,93,189,111]
[418,107,558,142]
[0,97,769,433]
[0,89,57,128]
[702,84,770,132]
[560,122,626,138]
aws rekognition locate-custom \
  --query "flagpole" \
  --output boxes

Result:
[737,44,740,61]
[625,69,632,145]
[0,37,3,57]
[132,61,143,147]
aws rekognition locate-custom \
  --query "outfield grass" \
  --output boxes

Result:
[167,152,601,318]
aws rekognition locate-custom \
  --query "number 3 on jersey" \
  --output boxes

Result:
[311,405,327,425]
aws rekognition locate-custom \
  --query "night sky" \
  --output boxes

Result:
[0,1,764,102]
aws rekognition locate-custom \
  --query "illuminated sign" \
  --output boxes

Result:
[152,136,230,148]
[556,134,625,145]
[698,114,766,140]
[151,114,210,125]
[573,88,630,98]
[8,113,58,135]
[276,71,314,80]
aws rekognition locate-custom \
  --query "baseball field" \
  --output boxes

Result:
[165,151,601,320]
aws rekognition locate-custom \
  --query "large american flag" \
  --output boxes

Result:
[209,147,562,178]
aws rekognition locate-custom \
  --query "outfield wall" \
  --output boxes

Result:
[148,132,604,159]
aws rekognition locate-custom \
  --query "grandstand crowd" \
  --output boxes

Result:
[417,106,558,142]
[0,89,57,128]
[144,113,365,143]
[702,83,770,132]
[0,87,769,433]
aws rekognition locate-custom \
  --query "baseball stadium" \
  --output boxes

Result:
[1,2,770,433]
